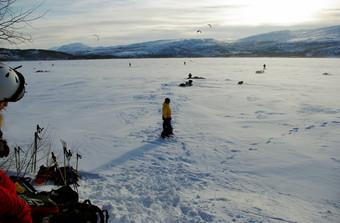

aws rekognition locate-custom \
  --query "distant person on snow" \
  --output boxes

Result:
[0,62,32,223]
[263,64,266,70]
[179,80,193,87]
[161,98,173,138]
[188,73,192,79]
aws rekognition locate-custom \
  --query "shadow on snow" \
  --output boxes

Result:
[92,139,162,172]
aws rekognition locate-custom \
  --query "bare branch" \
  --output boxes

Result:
[0,0,47,46]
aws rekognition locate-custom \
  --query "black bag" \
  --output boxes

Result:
[10,176,59,223]
[39,185,79,205]
[18,193,59,223]
[18,193,59,214]
[51,199,109,223]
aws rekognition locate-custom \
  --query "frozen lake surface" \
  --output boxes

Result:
[2,58,340,222]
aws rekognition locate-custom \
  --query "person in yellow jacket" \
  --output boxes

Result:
[161,98,173,138]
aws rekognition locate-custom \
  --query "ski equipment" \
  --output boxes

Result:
[61,140,78,192]
[52,152,66,185]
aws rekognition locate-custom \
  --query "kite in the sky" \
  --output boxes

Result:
[197,30,202,34]
[208,24,212,28]
[93,34,100,41]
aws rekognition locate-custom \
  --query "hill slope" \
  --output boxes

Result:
[1,25,340,60]
[238,25,340,42]
[48,25,340,58]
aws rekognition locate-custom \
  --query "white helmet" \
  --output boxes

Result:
[0,62,26,102]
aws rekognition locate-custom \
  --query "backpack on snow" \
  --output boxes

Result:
[39,185,79,205]
[17,193,59,223]
[36,165,56,184]
[51,199,109,223]
[36,165,81,186]
[10,176,59,222]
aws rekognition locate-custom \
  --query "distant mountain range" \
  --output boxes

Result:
[1,25,340,61]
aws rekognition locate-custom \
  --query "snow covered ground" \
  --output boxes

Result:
[2,58,340,222]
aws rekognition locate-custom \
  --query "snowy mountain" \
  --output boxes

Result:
[51,25,340,58]
[238,25,340,43]
[49,42,92,52]
[1,25,340,60]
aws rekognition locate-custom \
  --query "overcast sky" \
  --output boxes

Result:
[3,0,340,49]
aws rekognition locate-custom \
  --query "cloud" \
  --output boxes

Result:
[317,8,340,23]
[3,0,340,49]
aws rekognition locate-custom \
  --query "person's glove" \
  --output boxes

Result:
[0,138,10,158]
[0,130,9,158]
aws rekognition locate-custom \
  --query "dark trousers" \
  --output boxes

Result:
[161,118,173,138]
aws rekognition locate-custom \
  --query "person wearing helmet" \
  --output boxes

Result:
[161,98,173,138]
[0,62,26,129]
[0,62,32,223]
[0,62,26,157]
[0,62,26,103]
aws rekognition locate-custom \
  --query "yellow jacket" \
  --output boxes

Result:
[162,102,171,119]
